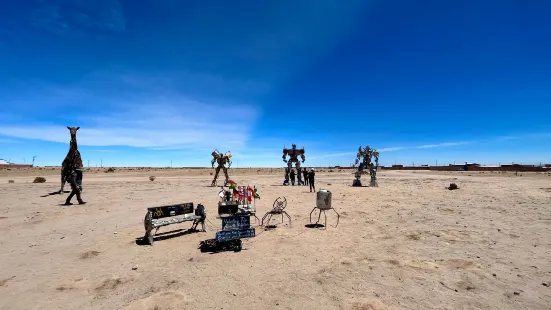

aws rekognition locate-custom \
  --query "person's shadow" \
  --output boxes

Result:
[41,190,70,197]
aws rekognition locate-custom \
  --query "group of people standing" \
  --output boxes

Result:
[289,168,316,192]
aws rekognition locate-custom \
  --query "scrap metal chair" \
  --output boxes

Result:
[261,197,291,228]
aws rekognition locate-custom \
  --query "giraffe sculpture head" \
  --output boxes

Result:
[67,126,80,140]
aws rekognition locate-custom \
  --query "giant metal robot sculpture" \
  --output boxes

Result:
[282,144,306,185]
[211,150,232,187]
[352,146,379,187]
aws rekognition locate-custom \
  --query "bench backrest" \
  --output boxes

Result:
[147,203,194,219]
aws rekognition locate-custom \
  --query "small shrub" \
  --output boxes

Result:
[329,169,334,172]
[105,167,115,173]
[447,183,459,190]
[149,176,156,181]
[8,180,14,183]
[33,177,46,183]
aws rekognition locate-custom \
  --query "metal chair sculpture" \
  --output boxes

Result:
[261,197,291,228]
[309,189,340,229]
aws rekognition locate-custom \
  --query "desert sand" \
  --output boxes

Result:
[0,167,550,310]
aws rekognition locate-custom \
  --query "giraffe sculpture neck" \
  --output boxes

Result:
[70,135,78,151]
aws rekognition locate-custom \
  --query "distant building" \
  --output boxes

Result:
[501,164,536,168]
[448,162,480,171]
[0,159,9,165]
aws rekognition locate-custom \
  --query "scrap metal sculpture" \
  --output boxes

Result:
[309,189,339,229]
[353,146,379,187]
[211,150,232,186]
[282,144,306,185]
[261,196,291,229]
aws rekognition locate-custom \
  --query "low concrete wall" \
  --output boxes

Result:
[0,164,33,168]
[382,165,550,172]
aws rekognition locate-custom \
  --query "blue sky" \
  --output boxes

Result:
[1,0,550,167]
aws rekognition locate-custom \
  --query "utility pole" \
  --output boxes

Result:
[170,160,172,168]
[32,156,37,166]
[101,159,103,168]
[23,157,26,164]
[436,159,438,166]
[88,160,90,167]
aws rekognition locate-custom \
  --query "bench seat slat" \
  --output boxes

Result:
[151,215,202,228]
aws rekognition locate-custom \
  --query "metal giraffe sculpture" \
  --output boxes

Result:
[58,126,83,194]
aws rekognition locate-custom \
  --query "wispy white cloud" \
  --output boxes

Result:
[88,149,118,153]
[378,147,407,152]
[495,133,551,141]
[308,152,356,160]
[0,73,260,150]
[416,141,471,149]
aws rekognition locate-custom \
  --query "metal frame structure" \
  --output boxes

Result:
[261,196,291,228]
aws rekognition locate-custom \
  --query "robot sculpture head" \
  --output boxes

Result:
[292,144,296,149]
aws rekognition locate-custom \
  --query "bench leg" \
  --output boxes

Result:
[144,211,154,245]
[144,228,154,245]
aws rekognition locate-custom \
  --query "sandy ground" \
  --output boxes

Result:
[0,167,550,310]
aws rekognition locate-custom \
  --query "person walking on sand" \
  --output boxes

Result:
[303,168,309,186]
[65,167,87,205]
[308,168,316,192]
[290,169,296,186]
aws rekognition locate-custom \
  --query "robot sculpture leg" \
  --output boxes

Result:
[296,161,303,185]
[212,166,222,186]
[352,170,362,187]
[284,164,291,185]
[352,163,363,187]
[369,166,378,187]
[222,166,230,186]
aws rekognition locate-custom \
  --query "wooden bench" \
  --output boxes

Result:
[143,202,206,245]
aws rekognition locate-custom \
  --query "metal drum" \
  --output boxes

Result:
[316,189,332,210]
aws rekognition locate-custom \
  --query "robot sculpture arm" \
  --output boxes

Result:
[211,151,218,168]
[282,149,288,163]
[226,152,232,169]
[300,149,305,163]
[354,146,363,167]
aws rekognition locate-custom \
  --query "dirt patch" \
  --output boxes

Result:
[123,291,190,310]
[95,277,125,291]
[446,259,474,269]
[56,285,75,291]
[0,276,15,287]
[346,299,389,310]
[79,251,101,259]
[406,233,421,240]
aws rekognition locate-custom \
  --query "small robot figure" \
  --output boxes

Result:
[211,150,232,186]
[282,144,306,185]
[353,146,379,187]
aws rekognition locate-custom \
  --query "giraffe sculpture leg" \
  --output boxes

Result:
[211,166,222,186]
[59,180,65,194]
[59,169,69,194]
[222,166,230,186]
